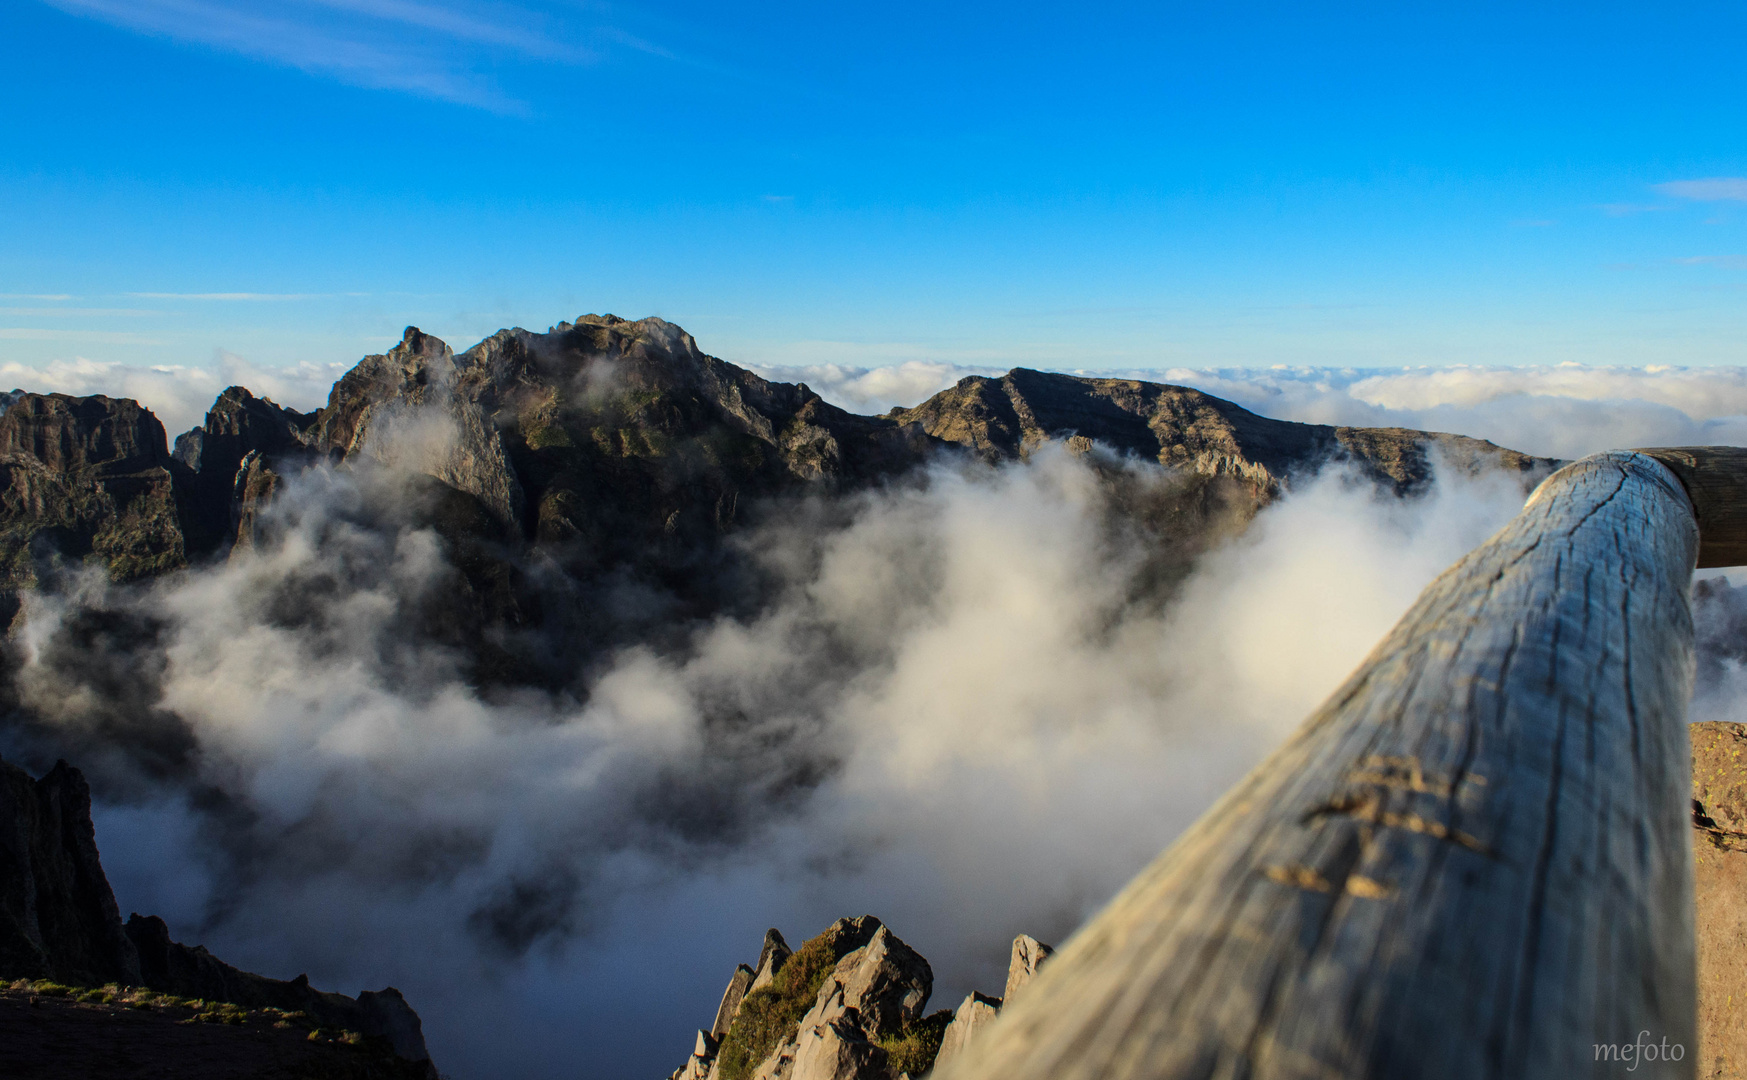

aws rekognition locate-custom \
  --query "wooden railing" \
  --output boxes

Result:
[933,448,1747,1080]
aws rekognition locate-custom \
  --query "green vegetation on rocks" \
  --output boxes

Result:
[713,918,879,1080]
[877,1008,953,1076]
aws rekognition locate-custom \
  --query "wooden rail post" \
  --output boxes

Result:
[933,448,1747,1080]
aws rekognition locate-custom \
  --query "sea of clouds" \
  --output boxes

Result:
[751,359,1747,462]
[5,351,1747,1078]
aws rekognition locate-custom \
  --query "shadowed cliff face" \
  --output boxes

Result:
[0,394,188,591]
[0,753,435,1072]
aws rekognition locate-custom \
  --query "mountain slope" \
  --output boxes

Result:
[895,366,1546,495]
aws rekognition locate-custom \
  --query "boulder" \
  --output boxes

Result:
[932,991,1001,1071]
[1002,934,1053,1003]
[801,924,932,1039]
[788,1012,889,1080]
[712,963,756,1039]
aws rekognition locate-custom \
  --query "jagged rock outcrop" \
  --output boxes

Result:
[0,386,321,596]
[713,963,757,1040]
[1001,935,1052,1002]
[802,925,932,1040]
[931,934,1054,1071]
[0,756,140,986]
[749,929,794,995]
[0,755,433,1068]
[171,385,317,553]
[932,993,1000,1072]
[675,919,1058,1080]
[677,916,949,1080]
[784,1013,889,1080]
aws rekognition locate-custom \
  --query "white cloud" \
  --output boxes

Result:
[1657,178,1747,202]
[41,442,1527,1077]
[1147,363,1747,460]
[747,360,1001,414]
[126,292,338,301]
[1674,255,1747,270]
[0,307,167,317]
[0,329,166,345]
[0,352,342,435]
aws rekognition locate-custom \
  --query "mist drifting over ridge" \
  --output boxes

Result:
[3,324,1747,1079]
[14,347,1747,461]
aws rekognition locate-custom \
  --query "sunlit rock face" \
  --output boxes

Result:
[672,919,1057,1080]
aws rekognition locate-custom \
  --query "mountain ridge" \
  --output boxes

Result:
[0,314,1557,596]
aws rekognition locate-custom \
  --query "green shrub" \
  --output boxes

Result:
[877,1010,952,1077]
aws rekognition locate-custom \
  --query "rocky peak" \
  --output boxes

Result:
[0,755,140,987]
[675,916,990,1080]
[172,385,314,471]
[1002,935,1053,1002]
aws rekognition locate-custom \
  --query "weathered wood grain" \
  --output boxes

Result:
[1634,448,1747,568]
[933,452,1702,1080]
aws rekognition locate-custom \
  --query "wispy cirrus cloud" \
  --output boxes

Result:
[37,0,648,110]
[126,291,344,300]
[1597,202,1673,217]
[0,307,166,316]
[0,328,166,345]
[1674,255,1747,270]
[1656,178,1747,202]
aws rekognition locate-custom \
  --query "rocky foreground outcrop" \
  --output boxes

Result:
[0,754,433,1073]
[673,731,1747,1080]
[670,919,1053,1080]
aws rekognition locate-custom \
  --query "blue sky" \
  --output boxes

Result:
[3,0,1746,389]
